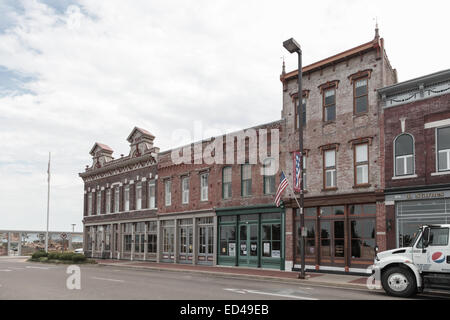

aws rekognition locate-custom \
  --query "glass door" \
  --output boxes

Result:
[238,223,258,267]
[198,225,214,264]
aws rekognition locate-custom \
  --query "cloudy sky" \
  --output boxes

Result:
[0,0,449,232]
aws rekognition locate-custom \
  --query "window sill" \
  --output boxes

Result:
[431,171,450,176]
[322,121,336,126]
[353,112,369,118]
[392,174,418,180]
[321,188,338,192]
[353,184,372,189]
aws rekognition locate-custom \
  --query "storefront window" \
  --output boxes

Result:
[220,225,236,257]
[350,219,375,259]
[147,221,157,254]
[320,222,331,257]
[262,224,281,258]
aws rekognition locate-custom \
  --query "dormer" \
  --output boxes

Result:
[127,127,159,158]
[89,142,114,169]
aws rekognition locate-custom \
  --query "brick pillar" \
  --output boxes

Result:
[285,207,294,271]
[376,201,387,251]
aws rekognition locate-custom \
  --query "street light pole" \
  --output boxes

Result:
[283,38,306,279]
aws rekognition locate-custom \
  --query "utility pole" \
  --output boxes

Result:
[45,152,51,253]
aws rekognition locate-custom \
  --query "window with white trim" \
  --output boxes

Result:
[88,193,93,216]
[165,180,171,206]
[136,182,142,210]
[148,180,156,209]
[241,164,252,197]
[355,144,369,185]
[124,185,130,211]
[201,173,209,201]
[96,191,101,215]
[324,149,336,188]
[182,176,189,204]
[222,167,232,199]
[395,134,414,176]
[106,189,111,214]
[263,158,276,195]
[437,127,450,172]
[114,187,120,213]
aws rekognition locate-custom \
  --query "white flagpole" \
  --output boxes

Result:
[45,152,51,253]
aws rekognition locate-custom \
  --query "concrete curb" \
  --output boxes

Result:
[96,262,370,291]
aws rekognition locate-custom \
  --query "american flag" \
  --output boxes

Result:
[294,152,302,190]
[274,171,288,207]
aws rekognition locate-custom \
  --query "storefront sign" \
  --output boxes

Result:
[386,190,450,202]
[272,250,280,258]
[263,242,270,255]
[228,243,236,257]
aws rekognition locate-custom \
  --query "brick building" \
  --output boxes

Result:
[379,69,450,250]
[279,28,397,273]
[79,127,159,260]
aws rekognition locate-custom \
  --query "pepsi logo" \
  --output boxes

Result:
[432,252,446,264]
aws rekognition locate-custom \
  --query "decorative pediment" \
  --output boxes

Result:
[127,127,155,144]
[318,143,340,154]
[89,142,113,157]
[318,80,340,93]
[348,69,373,84]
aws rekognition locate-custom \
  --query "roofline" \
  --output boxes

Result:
[378,68,450,96]
[281,38,382,81]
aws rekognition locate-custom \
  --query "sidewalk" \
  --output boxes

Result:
[95,259,372,290]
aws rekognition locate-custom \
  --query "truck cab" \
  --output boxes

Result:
[372,224,450,297]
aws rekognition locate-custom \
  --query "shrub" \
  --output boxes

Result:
[47,252,60,260]
[32,251,48,259]
[59,252,75,261]
[72,254,86,263]
[39,257,48,262]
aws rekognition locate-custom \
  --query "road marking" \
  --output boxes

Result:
[91,277,125,283]
[25,266,53,270]
[0,269,12,272]
[224,288,317,300]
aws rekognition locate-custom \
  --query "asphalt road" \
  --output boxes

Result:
[0,257,448,300]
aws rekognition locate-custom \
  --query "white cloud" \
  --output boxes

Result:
[0,0,449,231]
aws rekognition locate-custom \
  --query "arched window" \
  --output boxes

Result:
[394,134,414,176]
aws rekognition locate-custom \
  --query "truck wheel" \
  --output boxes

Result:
[381,266,417,298]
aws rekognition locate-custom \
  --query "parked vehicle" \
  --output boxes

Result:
[74,248,84,254]
[372,224,450,297]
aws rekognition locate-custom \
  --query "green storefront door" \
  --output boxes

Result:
[238,223,258,267]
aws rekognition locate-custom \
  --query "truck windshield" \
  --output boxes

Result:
[412,229,423,248]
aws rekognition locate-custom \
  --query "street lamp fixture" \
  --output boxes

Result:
[283,38,301,53]
[283,37,306,280]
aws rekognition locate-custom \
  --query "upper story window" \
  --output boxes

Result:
[165,180,172,206]
[294,97,307,129]
[437,126,450,172]
[148,180,156,209]
[323,88,336,122]
[324,149,336,189]
[96,191,102,215]
[114,186,120,213]
[263,158,276,195]
[200,173,209,201]
[222,167,232,199]
[354,78,368,114]
[355,143,369,185]
[182,176,190,204]
[87,193,93,216]
[394,134,414,176]
[124,185,130,211]
[106,189,111,214]
[241,164,252,197]
[136,182,142,210]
